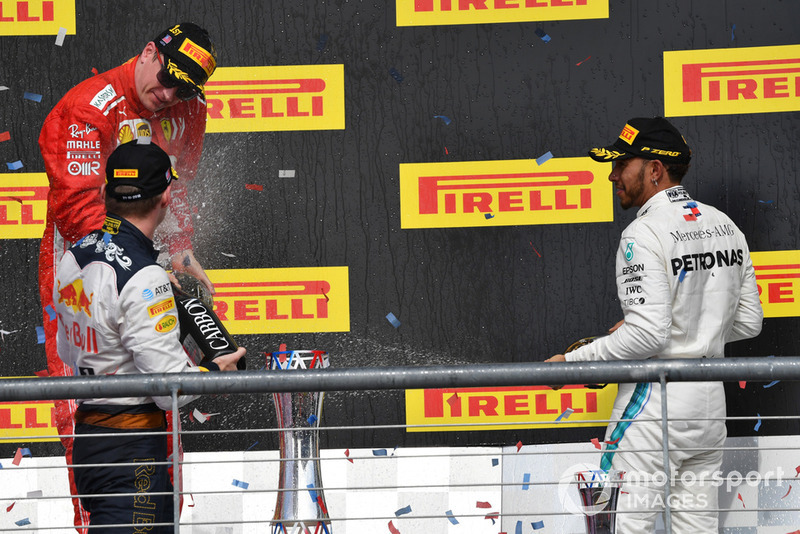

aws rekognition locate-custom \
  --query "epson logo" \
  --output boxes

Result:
[622,264,645,275]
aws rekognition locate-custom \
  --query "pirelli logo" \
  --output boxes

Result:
[399,157,612,229]
[405,384,617,432]
[752,250,800,318]
[664,44,800,117]
[204,65,345,133]
[208,267,350,334]
[0,400,58,442]
[0,173,48,239]
[397,0,607,26]
[147,298,175,318]
[0,0,75,36]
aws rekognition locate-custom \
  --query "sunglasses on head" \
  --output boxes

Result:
[155,52,201,101]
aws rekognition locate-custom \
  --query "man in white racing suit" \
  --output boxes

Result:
[54,139,245,532]
[546,117,763,533]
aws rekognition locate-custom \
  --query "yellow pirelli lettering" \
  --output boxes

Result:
[405,385,617,431]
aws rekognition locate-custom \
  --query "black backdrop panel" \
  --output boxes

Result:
[0,1,798,455]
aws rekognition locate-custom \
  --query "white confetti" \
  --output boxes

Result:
[221,252,236,258]
[55,27,67,46]
[278,169,296,178]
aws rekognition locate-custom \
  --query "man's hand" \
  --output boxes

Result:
[171,249,215,294]
[212,347,246,371]
[544,353,566,389]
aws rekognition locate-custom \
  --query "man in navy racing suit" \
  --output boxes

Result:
[54,140,245,533]
[546,117,763,533]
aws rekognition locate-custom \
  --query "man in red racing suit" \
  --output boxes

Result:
[38,22,217,531]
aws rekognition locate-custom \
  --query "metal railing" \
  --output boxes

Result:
[0,356,797,533]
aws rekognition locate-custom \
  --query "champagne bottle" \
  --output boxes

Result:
[171,273,246,370]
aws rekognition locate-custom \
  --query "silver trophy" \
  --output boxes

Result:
[575,469,624,534]
[268,349,332,534]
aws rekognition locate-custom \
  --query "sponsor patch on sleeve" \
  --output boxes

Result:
[155,314,178,334]
[148,298,176,318]
[89,84,118,111]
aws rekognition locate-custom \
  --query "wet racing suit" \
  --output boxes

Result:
[565,186,763,533]
[54,214,215,532]
[38,56,207,529]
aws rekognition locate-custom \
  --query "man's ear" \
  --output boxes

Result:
[160,184,172,208]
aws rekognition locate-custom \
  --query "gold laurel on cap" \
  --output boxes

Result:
[590,147,625,160]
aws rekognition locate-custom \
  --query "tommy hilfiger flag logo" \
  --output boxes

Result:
[683,201,701,221]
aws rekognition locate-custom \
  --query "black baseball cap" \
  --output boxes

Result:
[153,23,217,97]
[105,140,178,202]
[588,117,692,164]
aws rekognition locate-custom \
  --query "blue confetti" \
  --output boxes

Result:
[307,414,318,425]
[764,380,780,389]
[389,67,404,83]
[386,312,401,328]
[245,441,259,451]
[484,213,495,219]
[231,479,249,489]
[316,34,328,52]
[14,519,30,526]
[731,23,736,41]
[754,413,761,432]
[36,326,45,344]
[679,268,687,282]
[307,483,318,502]
[556,407,574,421]
[445,510,459,525]
[6,160,23,170]
[522,472,531,490]
[492,458,499,467]
[433,115,452,125]
[534,28,551,43]
[758,200,774,204]
[515,520,523,534]
[372,449,388,456]
[536,151,554,165]
[532,520,545,530]
[395,505,412,516]
[44,305,56,321]
[23,92,42,102]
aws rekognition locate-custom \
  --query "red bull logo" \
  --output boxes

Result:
[57,279,93,317]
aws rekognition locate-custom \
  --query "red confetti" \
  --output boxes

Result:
[345,449,353,463]
[782,485,792,499]
[737,492,745,508]
[12,448,22,466]
[529,241,542,257]
[796,465,800,477]
[444,147,449,155]
[245,184,263,191]
[605,437,621,445]
[739,381,747,389]
[576,56,591,66]
[5,502,14,512]
[317,495,328,514]
[0,131,9,142]
[187,494,195,507]
[476,501,492,508]
[591,438,601,449]
[91,67,98,75]
[484,511,499,524]
[516,441,523,452]
[388,520,401,534]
